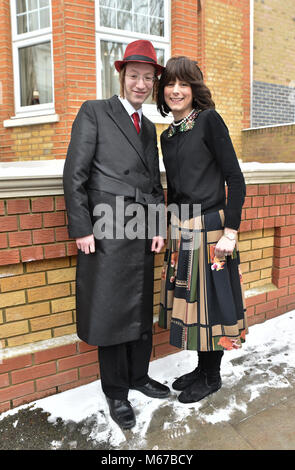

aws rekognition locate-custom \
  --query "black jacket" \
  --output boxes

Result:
[160,108,246,230]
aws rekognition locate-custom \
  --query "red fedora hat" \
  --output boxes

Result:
[114,40,164,76]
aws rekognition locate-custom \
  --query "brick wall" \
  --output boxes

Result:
[2,180,295,411]
[242,123,295,162]
[252,0,295,126]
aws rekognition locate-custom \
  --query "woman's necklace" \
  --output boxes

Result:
[168,108,201,138]
[172,108,195,126]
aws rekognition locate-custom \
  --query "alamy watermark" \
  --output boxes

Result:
[92,197,202,251]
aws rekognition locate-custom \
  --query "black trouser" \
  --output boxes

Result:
[98,330,153,400]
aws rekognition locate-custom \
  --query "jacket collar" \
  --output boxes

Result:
[106,95,150,170]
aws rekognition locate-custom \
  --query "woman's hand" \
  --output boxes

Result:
[76,234,95,254]
[151,236,165,254]
[215,228,237,258]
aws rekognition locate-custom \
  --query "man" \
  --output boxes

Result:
[63,40,169,430]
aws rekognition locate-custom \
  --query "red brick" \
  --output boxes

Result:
[251,196,264,207]
[13,388,57,408]
[278,225,295,236]
[0,249,20,266]
[273,265,295,279]
[36,369,78,391]
[258,185,269,195]
[263,195,276,206]
[269,206,280,217]
[257,207,269,218]
[281,183,292,194]
[285,194,295,204]
[246,185,258,196]
[55,197,66,211]
[247,313,266,327]
[0,402,10,413]
[269,184,281,195]
[252,219,264,230]
[33,228,55,244]
[79,363,99,379]
[239,220,252,232]
[21,246,44,262]
[278,294,295,307]
[286,215,295,226]
[19,214,42,230]
[8,231,32,247]
[274,236,290,248]
[0,373,9,388]
[7,199,30,215]
[66,241,77,256]
[34,343,77,364]
[255,299,278,315]
[275,195,285,205]
[263,217,275,228]
[0,233,7,249]
[78,342,97,353]
[273,276,288,288]
[274,257,290,268]
[0,216,18,232]
[243,197,252,208]
[31,197,54,213]
[44,243,66,259]
[281,205,291,215]
[58,350,98,371]
[245,306,255,317]
[0,201,5,216]
[0,381,35,402]
[245,292,266,308]
[245,208,258,219]
[265,308,287,321]
[12,362,57,384]
[43,212,65,227]
[55,226,69,241]
[0,354,32,374]
[274,246,295,258]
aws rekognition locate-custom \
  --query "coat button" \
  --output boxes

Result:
[124,169,129,175]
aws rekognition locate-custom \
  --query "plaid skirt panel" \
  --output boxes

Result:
[159,209,248,351]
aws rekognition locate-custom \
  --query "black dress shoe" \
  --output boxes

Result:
[178,372,222,404]
[172,366,202,391]
[131,377,170,398]
[106,398,136,429]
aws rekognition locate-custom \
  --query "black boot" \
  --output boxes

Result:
[178,351,224,403]
[172,351,206,391]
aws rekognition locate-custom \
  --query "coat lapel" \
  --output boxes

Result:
[106,96,149,171]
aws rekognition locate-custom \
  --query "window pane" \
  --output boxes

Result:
[117,0,132,11]
[18,41,53,106]
[100,0,116,6]
[28,11,39,31]
[134,14,148,34]
[149,0,164,17]
[28,0,38,10]
[133,0,148,15]
[40,8,50,28]
[39,0,50,7]
[117,11,132,31]
[17,13,28,34]
[100,6,116,28]
[100,40,127,98]
[16,0,26,14]
[150,17,164,36]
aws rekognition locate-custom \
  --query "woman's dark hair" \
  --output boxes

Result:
[157,56,215,117]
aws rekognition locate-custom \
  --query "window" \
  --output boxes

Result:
[95,0,170,121]
[10,0,54,117]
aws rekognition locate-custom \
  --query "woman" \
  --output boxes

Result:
[157,56,248,404]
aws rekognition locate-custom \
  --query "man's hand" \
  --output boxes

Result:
[151,236,165,254]
[76,234,95,254]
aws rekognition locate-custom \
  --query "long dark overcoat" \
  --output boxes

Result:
[63,95,164,346]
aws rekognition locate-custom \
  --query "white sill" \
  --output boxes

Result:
[3,113,60,128]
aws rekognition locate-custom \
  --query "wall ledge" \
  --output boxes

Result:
[3,114,60,128]
[1,160,295,198]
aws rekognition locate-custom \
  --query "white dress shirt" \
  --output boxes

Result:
[118,96,142,129]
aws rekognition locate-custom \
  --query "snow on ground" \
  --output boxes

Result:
[0,310,294,449]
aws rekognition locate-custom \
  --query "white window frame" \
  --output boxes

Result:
[10,0,55,118]
[95,0,171,123]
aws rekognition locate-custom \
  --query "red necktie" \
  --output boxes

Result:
[132,112,140,134]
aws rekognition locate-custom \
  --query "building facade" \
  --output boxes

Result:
[1,0,295,412]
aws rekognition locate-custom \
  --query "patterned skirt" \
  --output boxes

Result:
[159,209,248,352]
